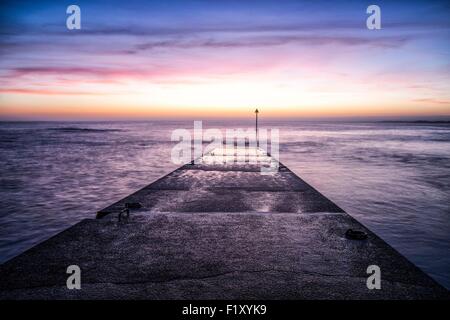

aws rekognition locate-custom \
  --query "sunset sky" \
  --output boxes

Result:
[0,0,449,120]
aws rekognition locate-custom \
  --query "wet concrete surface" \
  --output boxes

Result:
[97,160,344,217]
[0,148,448,299]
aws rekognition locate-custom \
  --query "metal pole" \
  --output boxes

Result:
[255,108,259,148]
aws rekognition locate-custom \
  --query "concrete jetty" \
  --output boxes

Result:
[0,147,448,299]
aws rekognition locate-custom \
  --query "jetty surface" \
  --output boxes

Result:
[0,147,447,299]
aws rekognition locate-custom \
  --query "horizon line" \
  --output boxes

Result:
[1,114,450,122]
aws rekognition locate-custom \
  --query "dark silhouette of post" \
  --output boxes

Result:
[255,108,259,148]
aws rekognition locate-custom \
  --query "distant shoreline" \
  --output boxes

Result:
[1,118,450,124]
[378,120,450,124]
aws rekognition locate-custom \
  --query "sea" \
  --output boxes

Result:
[0,120,449,288]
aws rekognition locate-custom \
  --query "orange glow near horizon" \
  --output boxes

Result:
[1,49,449,119]
[1,76,449,120]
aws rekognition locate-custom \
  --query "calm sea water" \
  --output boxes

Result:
[0,120,449,288]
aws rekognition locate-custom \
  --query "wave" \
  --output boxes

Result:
[47,127,122,133]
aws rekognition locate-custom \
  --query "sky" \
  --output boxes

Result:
[0,0,449,120]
